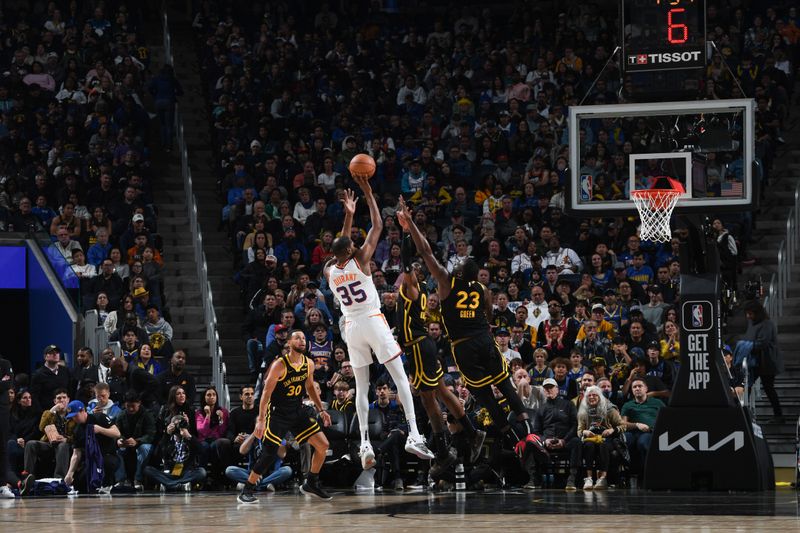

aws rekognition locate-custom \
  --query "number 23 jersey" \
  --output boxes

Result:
[328,257,381,318]
[441,277,490,341]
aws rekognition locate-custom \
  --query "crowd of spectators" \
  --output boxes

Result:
[189,1,795,490]
[0,3,182,358]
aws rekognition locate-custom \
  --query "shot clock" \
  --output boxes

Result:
[622,0,706,73]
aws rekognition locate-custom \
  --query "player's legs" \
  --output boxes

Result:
[383,356,434,460]
[351,363,376,469]
[305,431,329,475]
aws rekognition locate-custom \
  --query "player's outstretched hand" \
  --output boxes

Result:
[396,196,411,230]
[342,189,357,216]
[319,410,332,428]
[353,174,372,194]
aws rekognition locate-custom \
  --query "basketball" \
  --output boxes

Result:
[349,154,376,179]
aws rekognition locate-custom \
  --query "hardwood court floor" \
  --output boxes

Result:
[2,489,799,532]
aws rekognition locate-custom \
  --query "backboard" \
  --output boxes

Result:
[567,99,755,217]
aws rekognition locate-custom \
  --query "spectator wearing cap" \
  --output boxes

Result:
[529,378,581,490]
[644,341,675,391]
[114,390,157,490]
[30,345,73,411]
[274,223,308,265]
[293,290,333,325]
[400,158,427,195]
[553,278,577,317]
[581,303,616,339]
[495,328,520,363]
[640,285,669,331]
[601,287,628,332]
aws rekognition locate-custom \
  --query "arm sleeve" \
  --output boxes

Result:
[401,234,416,273]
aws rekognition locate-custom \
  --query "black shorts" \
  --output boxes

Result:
[451,333,509,389]
[263,403,321,446]
[405,337,444,391]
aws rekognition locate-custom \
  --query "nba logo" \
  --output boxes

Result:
[691,304,703,328]
[580,174,592,202]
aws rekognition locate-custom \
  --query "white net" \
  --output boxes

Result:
[631,189,682,243]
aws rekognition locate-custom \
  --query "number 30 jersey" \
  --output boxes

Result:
[441,277,490,341]
[272,353,309,410]
[328,257,382,318]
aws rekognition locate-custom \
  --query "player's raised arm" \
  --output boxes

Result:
[396,197,451,299]
[398,232,419,300]
[353,175,383,262]
[340,188,356,242]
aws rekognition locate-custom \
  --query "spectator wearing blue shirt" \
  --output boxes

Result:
[625,252,654,289]
[87,227,113,267]
[400,159,427,195]
[293,292,333,324]
[274,226,308,264]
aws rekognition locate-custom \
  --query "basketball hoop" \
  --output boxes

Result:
[631,178,685,243]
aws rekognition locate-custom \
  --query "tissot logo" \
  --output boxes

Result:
[627,51,702,66]
[658,431,744,452]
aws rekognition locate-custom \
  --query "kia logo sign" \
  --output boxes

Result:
[658,431,744,452]
[681,300,713,331]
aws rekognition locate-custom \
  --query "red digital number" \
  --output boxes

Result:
[667,8,688,44]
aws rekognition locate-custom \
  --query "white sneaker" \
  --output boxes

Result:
[236,483,244,491]
[594,477,608,490]
[183,482,192,492]
[265,483,275,492]
[404,434,435,460]
[583,477,594,490]
[98,485,113,495]
[0,485,15,499]
[359,441,376,470]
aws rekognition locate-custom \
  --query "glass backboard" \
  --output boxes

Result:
[568,99,755,216]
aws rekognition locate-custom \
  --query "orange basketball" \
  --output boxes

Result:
[349,153,376,179]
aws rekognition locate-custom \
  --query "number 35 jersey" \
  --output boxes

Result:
[328,257,381,318]
[441,277,490,341]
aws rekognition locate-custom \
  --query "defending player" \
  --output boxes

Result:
[324,175,433,470]
[238,330,332,503]
[396,198,532,445]
[396,231,486,469]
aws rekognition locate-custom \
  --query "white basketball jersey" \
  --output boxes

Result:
[328,257,381,318]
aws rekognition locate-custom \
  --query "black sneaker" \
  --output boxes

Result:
[20,474,34,497]
[300,479,332,501]
[469,430,487,463]
[430,448,458,478]
[237,483,258,504]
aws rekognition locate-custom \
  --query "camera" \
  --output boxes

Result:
[171,415,189,430]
